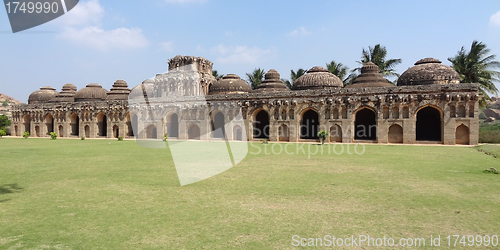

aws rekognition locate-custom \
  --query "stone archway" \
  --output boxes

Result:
[58,125,63,138]
[354,108,376,140]
[167,113,179,138]
[84,125,90,138]
[146,124,157,139]
[23,115,30,134]
[330,125,342,143]
[45,114,54,135]
[233,125,243,141]
[113,125,119,138]
[188,124,201,140]
[70,113,79,136]
[253,110,269,139]
[211,111,225,139]
[300,109,319,139]
[416,106,442,142]
[388,124,403,143]
[278,124,289,142]
[455,124,470,145]
[96,113,107,137]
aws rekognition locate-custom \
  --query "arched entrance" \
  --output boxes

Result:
[355,108,376,140]
[45,114,54,135]
[113,125,119,138]
[455,124,470,145]
[253,110,269,139]
[35,126,40,137]
[58,125,63,138]
[167,113,179,138]
[96,113,107,137]
[233,125,243,141]
[70,113,79,136]
[278,124,289,142]
[330,125,342,143]
[125,113,133,137]
[416,106,442,141]
[388,124,403,143]
[146,124,157,139]
[84,125,90,138]
[188,124,201,140]
[132,114,138,137]
[211,112,225,139]
[300,109,319,139]
[14,126,18,136]
[23,115,30,133]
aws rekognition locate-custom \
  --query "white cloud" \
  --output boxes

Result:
[210,45,272,64]
[160,41,174,52]
[490,11,500,27]
[58,26,149,50]
[288,26,311,37]
[56,0,149,50]
[55,0,104,27]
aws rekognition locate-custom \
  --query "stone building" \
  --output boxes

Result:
[11,55,480,145]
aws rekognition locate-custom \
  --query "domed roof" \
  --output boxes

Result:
[50,83,78,103]
[293,66,343,90]
[129,79,155,99]
[397,58,460,86]
[106,80,131,100]
[28,87,59,104]
[254,69,288,93]
[74,83,108,102]
[209,74,252,95]
[345,62,394,88]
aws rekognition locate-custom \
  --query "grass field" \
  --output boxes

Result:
[0,138,499,249]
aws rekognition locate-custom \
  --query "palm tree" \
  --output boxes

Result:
[326,60,356,86]
[246,68,265,89]
[353,44,402,81]
[283,68,307,89]
[212,70,224,79]
[448,40,500,107]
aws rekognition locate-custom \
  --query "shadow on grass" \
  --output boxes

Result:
[0,184,23,194]
[0,199,11,203]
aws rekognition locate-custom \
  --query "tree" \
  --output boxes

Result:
[0,129,6,138]
[246,68,265,90]
[2,101,8,107]
[212,70,224,79]
[317,131,329,145]
[354,44,402,82]
[0,114,11,130]
[326,60,356,86]
[448,40,500,107]
[283,68,307,89]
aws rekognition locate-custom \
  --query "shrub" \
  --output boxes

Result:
[81,137,85,140]
[50,132,57,140]
[163,133,168,141]
[0,129,6,138]
[23,131,30,139]
[317,130,329,145]
[262,139,268,144]
[117,136,123,141]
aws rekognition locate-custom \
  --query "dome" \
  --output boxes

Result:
[254,69,288,93]
[49,83,78,103]
[74,84,108,102]
[293,66,343,90]
[397,58,460,86]
[129,79,155,99]
[345,62,394,88]
[28,87,58,104]
[209,74,252,95]
[106,80,131,100]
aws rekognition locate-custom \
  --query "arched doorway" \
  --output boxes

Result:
[113,125,119,138]
[355,108,376,140]
[70,113,79,136]
[188,124,201,140]
[233,125,243,141]
[14,126,18,136]
[168,113,179,138]
[416,106,442,141]
[58,125,63,138]
[35,126,40,137]
[330,125,342,143]
[300,109,319,139]
[253,110,269,139]
[84,125,90,138]
[455,124,470,145]
[131,114,138,137]
[125,113,133,137]
[96,113,107,137]
[45,114,54,135]
[211,112,225,139]
[278,124,289,142]
[388,124,403,143]
[23,115,30,133]
[146,125,157,139]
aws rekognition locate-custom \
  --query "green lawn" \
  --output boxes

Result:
[0,138,499,249]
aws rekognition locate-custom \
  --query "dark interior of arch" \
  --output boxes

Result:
[254,110,269,139]
[170,113,179,137]
[212,112,225,139]
[355,108,376,140]
[416,106,441,141]
[301,110,319,139]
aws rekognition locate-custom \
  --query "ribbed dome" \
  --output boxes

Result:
[397,58,460,86]
[209,74,252,95]
[50,83,78,103]
[345,62,394,88]
[28,87,58,104]
[254,69,288,93]
[293,66,343,90]
[129,79,155,99]
[74,84,108,102]
[106,80,131,100]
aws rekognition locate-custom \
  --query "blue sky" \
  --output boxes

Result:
[1,0,500,102]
